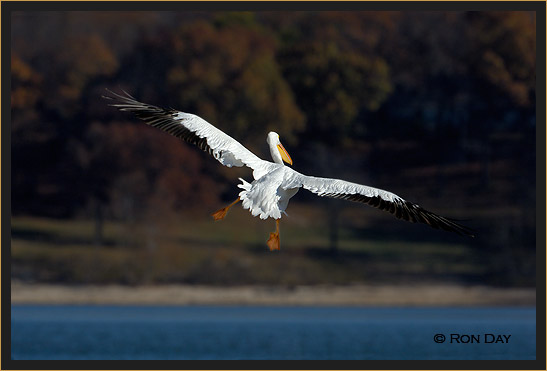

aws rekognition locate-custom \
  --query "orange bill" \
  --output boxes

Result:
[277,143,293,165]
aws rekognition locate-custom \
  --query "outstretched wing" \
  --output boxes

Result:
[103,90,270,178]
[286,170,474,237]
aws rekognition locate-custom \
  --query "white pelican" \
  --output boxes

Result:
[104,90,474,250]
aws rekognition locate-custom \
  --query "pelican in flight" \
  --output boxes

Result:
[105,90,474,250]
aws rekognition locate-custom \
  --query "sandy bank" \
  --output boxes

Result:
[10,282,535,306]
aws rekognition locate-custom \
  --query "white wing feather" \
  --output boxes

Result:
[297,174,401,202]
[284,168,474,236]
[104,90,272,179]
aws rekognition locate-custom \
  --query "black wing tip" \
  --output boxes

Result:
[443,224,476,238]
[444,217,476,238]
[102,88,139,106]
[102,88,168,119]
[103,88,212,154]
[102,87,133,98]
[421,212,476,238]
[342,194,476,238]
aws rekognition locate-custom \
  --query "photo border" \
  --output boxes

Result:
[1,1,545,370]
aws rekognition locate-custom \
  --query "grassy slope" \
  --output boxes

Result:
[11,202,487,287]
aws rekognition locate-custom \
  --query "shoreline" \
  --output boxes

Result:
[11,282,536,306]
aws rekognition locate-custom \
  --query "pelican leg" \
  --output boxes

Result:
[266,219,281,251]
[211,197,241,221]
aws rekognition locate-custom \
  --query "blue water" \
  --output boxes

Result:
[11,305,535,360]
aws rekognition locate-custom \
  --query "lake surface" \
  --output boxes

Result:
[11,305,536,360]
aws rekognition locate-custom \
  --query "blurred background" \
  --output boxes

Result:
[11,10,536,292]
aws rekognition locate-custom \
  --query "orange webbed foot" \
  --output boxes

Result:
[211,197,241,221]
[211,207,228,221]
[267,232,280,251]
[266,219,281,251]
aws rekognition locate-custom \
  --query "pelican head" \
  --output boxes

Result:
[267,131,293,166]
